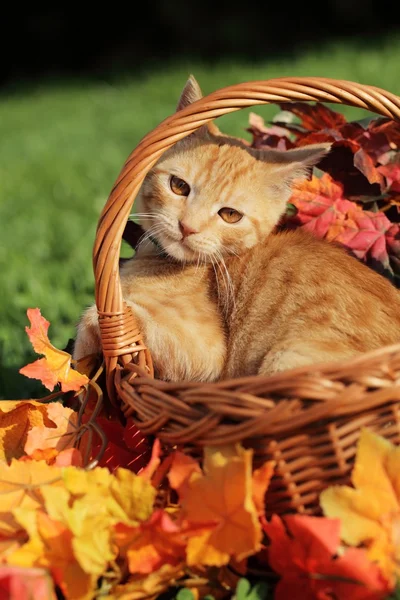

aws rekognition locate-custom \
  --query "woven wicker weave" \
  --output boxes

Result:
[93,77,400,515]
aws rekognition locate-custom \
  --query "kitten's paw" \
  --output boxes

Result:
[73,305,102,361]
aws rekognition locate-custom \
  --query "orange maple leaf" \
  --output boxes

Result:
[0,459,62,556]
[170,444,274,567]
[24,402,78,456]
[0,401,53,462]
[252,462,275,516]
[21,448,83,467]
[138,439,161,481]
[8,509,96,600]
[114,509,215,575]
[19,308,89,392]
[167,451,202,498]
[321,428,400,585]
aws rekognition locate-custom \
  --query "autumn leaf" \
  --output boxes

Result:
[0,456,157,598]
[138,438,161,481]
[114,509,214,574]
[386,223,400,282]
[0,401,54,462]
[249,106,400,199]
[263,514,390,600]
[378,161,400,193]
[19,308,89,392]
[167,451,202,498]
[53,448,83,467]
[21,447,83,467]
[247,112,294,150]
[85,416,151,473]
[57,464,155,526]
[110,564,185,599]
[0,565,57,600]
[0,459,61,540]
[321,428,400,584]
[252,462,275,516]
[171,444,269,567]
[278,101,347,131]
[8,508,96,600]
[287,173,396,272]
[108,467,156,523]
[24,401,78,456]
[7,466,153,596]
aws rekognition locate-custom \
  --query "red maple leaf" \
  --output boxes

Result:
[278,102,347,131]
[263,514,390,600]
[247,112,294,150]
[378,162,400,193]
[287,174,395,271]
[250,105,400,198]
[87,416,151,473]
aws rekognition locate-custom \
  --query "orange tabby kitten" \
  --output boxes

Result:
[74,76,400,380]
[74,247,225,381]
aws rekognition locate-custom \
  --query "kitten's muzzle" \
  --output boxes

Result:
[179,220,199,239]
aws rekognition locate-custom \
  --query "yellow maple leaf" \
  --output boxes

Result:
[62,463,113,496]
[40,466,154,577]
[0,401,54,462]
[176,444,267,567]
[321,428,400,583]
[19,308,88,392]
[24,402,78,456]
[41,478,116,576]
[9,507,96,600]
[0,459,61,539]
[61,465,156,525]
[109,468,156,523]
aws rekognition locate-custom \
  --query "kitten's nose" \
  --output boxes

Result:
[179,221,198,239]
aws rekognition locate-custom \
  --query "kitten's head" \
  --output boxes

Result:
[135,75,330,263]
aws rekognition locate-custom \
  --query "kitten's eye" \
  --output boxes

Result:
[218,207,243,224]
[170,175,190,196]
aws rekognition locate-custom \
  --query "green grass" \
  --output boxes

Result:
[1,35,400,398]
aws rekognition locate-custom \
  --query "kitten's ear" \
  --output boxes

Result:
[258,143,331,182]
[176,75,203,111]
[176,75,221,136]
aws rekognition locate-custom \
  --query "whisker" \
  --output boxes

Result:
[136,224,166,250]
[214,248,236,315]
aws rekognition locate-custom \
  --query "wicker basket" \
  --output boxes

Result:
[92,77,400,516]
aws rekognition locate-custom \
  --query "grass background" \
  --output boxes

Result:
[1,35,400,399]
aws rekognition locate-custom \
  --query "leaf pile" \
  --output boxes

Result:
[1,310,400,598]
[248,104,400,283]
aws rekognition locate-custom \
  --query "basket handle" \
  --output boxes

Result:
[92,76,400,396]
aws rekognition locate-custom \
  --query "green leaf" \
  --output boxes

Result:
[175,589,195,600]
[235,578,270,600]
[236,578,251,600]
[248,582,270,600]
